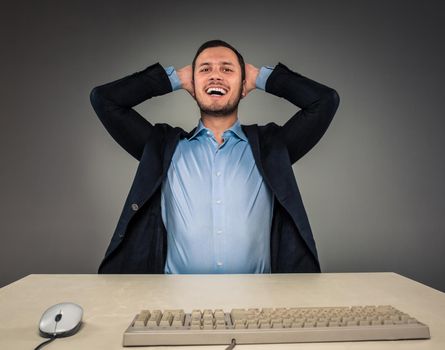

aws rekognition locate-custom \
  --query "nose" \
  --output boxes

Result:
[209,69,223,81]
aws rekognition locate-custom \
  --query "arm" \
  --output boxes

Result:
[246,63,340,164]
[265,63,340,164]
[89,63,173,160]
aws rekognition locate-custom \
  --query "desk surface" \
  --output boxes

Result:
[0,273,444,349]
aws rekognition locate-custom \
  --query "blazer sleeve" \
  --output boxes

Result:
[265,62,340,164]
[89,62,173,160]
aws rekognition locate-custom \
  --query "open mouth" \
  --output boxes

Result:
[206,87,228,96]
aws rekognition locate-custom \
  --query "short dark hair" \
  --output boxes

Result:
[192,40,246,81]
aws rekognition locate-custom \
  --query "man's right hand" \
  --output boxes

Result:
[177,65,195,97]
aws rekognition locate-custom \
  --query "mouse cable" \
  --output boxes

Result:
[225,338,237,350]
[34,336,57,350]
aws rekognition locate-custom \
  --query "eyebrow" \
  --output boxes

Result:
[199,61,235,67]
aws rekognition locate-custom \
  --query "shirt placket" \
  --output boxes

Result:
[210,133,226,272]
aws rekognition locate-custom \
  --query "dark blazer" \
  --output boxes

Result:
[90,62,340,274]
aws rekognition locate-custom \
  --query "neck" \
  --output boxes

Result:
[200,112,238,144]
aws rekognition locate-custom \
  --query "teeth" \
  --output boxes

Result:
[206,87,227,95]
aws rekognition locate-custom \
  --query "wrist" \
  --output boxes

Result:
[164,66,181,91]
[256,66,275,91]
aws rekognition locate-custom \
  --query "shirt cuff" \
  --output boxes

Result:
[255,66,275,90]
[164,66,182,91]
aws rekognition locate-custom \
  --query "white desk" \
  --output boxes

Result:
[0,273,443,349]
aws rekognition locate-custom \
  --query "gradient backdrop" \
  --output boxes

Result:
[1,0,444,291]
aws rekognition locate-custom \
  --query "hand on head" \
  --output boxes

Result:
[243,63,259,98]
[177,65,195,97]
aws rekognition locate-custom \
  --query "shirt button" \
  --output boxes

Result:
[131,203,139,211]
[217,229,223,234]
[216,200,222,204]
[217,262,223,267]
[216,171,221,177]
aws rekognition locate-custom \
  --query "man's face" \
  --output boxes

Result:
[193,46,246,117]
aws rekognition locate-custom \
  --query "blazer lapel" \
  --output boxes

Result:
[242,124,267,179]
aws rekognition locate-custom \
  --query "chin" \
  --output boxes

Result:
[198,99,241,115]
[199,105,239,117]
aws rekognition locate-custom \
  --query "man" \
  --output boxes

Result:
[90,40,340,274]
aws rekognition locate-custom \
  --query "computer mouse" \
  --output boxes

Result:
[39,302,83,338]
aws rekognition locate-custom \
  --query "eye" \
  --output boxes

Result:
[200,67,210,72]
[222,67,233,72]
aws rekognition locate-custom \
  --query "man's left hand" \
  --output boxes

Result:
[244,63,259,97]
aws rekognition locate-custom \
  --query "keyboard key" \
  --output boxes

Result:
[147,310,162,327]
[133,310,150,327]
[160,311,173,326]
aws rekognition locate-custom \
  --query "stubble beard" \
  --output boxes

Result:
[196,84,243,117]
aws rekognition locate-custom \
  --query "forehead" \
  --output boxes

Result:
[195,46,239,66]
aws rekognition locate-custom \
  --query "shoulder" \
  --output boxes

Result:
[142,123,186,148]
[241,122,285,157]
[242,122,281,139]
[152,123,185,136]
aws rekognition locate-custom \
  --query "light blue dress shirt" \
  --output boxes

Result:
[161,65,275,274]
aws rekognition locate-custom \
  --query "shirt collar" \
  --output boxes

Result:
[188,119,247,142]
[188,119,207,140]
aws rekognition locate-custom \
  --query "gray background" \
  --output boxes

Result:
[1,0,444,291]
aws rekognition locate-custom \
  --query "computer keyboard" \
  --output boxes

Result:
[123,305,430,347]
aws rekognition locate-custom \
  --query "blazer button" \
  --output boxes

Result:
[131,203,139,211]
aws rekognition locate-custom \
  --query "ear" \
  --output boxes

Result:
[241,79,247,98]
[191,79,196,97]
